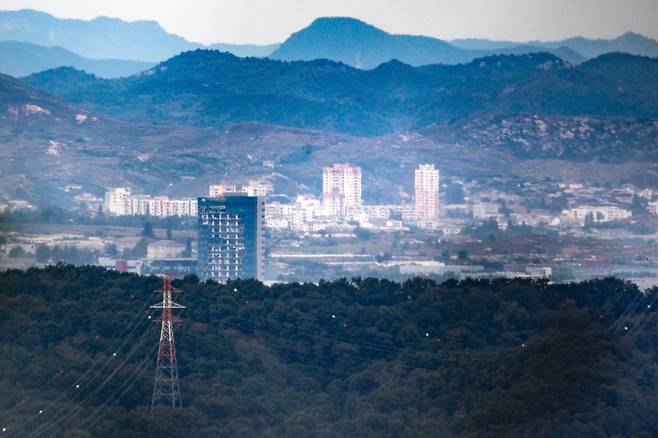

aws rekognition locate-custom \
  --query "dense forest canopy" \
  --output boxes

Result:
[0,265,657,437]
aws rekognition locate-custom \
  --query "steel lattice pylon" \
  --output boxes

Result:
[151,275,185,409]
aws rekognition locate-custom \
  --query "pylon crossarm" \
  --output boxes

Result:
[150,303,186,309]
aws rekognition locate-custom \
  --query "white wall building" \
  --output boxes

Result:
[414,164,440,222]
[265,195,323,231]
[104,187,132,215]
[103,188,197,218]
[147,240,186,260]
[209,181,271,198]
[561,205,632,225]
[345,204,415,222]
[322,163,362,217]
[209,183,239,197]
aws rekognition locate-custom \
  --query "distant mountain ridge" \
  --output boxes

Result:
[24,50,658,136]
[1,10,656,74]
[269,17,585,68]
[0,9,279,62]
[0,9,193,62]
[452,31,658,59]
[0,41,154,78]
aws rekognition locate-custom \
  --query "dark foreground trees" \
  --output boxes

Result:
[0,265,657,437]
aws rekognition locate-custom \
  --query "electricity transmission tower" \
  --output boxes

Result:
[151,275,185,409]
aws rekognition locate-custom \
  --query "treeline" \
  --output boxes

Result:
[0,265,657,437]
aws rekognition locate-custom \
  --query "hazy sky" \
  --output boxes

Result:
[1,0,657,45]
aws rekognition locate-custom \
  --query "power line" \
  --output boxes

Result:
[3,294,154,438]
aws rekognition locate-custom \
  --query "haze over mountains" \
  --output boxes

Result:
[3,47,658,207]
[269,17,586,67]
[1,8,658,208]
[451,31,658,59]
[24,51,658,136]
[1,9,658,78]
[0,41,154,78]
[0,9,279,77]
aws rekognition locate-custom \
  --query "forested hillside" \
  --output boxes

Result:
[1,265,657,436]
[24,51,658,136]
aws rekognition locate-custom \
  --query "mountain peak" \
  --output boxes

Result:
[617,31,648,40]
[306,16,385,33]
[271,16,468,69]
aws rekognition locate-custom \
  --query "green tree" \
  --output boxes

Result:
[105,243,118,257]
[142,222,155,239]
[8,246,27,258]
[133,238,149,258]
[35,245,50,263]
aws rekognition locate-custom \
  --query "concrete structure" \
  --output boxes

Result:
[473,202,501,220]
[346,204,415,222]
[147,240,185,260]
[561,205,632,225]
[209,184,239,197]
[322,163,362,217]
[265,195,323,232]
[144,197,198,218]
[414,164,440,222]
[104,187,132,215]
[197,195,264,282]
[209,181,271,198]
[103,188,197,218]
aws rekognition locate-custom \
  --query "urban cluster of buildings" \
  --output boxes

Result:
[97,161,652,285]
[99,163,439,284]
[103,181,272,218]
[266,163,440,231]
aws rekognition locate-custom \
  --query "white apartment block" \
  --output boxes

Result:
[346,204,415,222]
[209,181,271,198]
[103,188,197,218]
[104,187,132,215]
[146,196,198,218]
[561,205,632,225]
[209,183,239,197]
[414,164,440,222]
[265,195,323,232]
[322,163,362,217]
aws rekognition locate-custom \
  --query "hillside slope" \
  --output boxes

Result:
[0,266,657,436]
[270,17,584,67]
[24,51,658,136]
[0,41,153,78]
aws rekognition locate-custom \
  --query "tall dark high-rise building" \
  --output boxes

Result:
[197,194,264,282]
